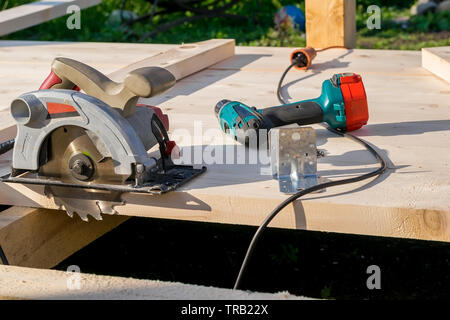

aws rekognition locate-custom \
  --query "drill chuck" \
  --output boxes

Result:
[215,99,230,118]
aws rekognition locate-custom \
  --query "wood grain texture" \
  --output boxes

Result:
[0,207,128,268]
[0,41,449,242]
[422,47,450,83]
[108,39,236,81]
[0,40,176,120]
[305,0,356,48]
[0,0,101,37]
[0,265,306,300]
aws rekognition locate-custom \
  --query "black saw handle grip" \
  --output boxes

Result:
[260,101,324,128]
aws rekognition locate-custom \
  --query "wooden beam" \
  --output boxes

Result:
[0,265,306,299]
[0,207,128,268]
[305,0,356,49]
[0,0,101,37]
[108,39,236,82]
[422,47,450,83]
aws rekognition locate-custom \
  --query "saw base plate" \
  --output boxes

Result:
[0,165,206,221]
[1,165,206,194]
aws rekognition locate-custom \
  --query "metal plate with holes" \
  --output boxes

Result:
[270,127,318,194]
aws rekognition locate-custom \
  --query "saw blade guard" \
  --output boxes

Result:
[10,89,161,180]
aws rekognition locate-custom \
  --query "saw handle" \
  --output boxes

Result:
[40,57,175,117]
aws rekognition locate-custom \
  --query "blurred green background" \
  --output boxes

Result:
[1,0,449,49]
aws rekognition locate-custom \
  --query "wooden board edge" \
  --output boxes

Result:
[0,264,306,300]
[422,47,450,84]
[0,206,129,268]
[116,192,450,243]
[1,183,448,243]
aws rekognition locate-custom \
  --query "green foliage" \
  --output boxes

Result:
[356,4,410,31]
[357,3,449,34]
[1,0,448,50]
[357,31,450,50]
[1,0,306,46]
[0,0,32,11]
[356,0,416,9]
[409,11,450,32]
[354,2,450,49]
[245,26,306,47]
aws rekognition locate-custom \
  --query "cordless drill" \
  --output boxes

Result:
[215,73,368,144]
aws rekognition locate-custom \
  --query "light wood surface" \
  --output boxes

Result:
[0,41,449,242]
[0,0,101,37]
[305,0,356,49]
[0,206,128,268]
[108,38,236,81]
[422,46,450,83]
[0,264,305,300]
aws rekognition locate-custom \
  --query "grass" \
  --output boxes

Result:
[1,0,449,50]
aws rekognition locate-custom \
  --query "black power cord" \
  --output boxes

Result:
[276,60,299,105]
[0,139,14,156]
[233,61,388,290]
[0,245,9,265]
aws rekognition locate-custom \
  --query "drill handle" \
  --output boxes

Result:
[261,101,324,128]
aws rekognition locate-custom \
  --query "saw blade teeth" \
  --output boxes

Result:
[45,186,126,222]
[53,198,66,212]
[77,212,89,222]
[52,197,73,219]
[96,200,121,215]
[66,209,74,218]
[89,210,103,221]
[44,186,52,198]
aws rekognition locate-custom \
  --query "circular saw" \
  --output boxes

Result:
[1,57,205,221]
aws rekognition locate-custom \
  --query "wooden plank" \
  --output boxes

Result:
[422,47,450,83]
[108,39,236,81]
[0,0,101,37]
[0,265,306,300]
[305,0,356,49]
[0,207,128,268]
[0,42,449,243]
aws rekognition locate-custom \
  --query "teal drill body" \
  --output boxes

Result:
[281,75,347,130]
[215,73,368,143]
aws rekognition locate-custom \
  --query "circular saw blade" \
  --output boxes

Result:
[39,125,128,221]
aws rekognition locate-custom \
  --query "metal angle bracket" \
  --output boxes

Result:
[270,127,319,194]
